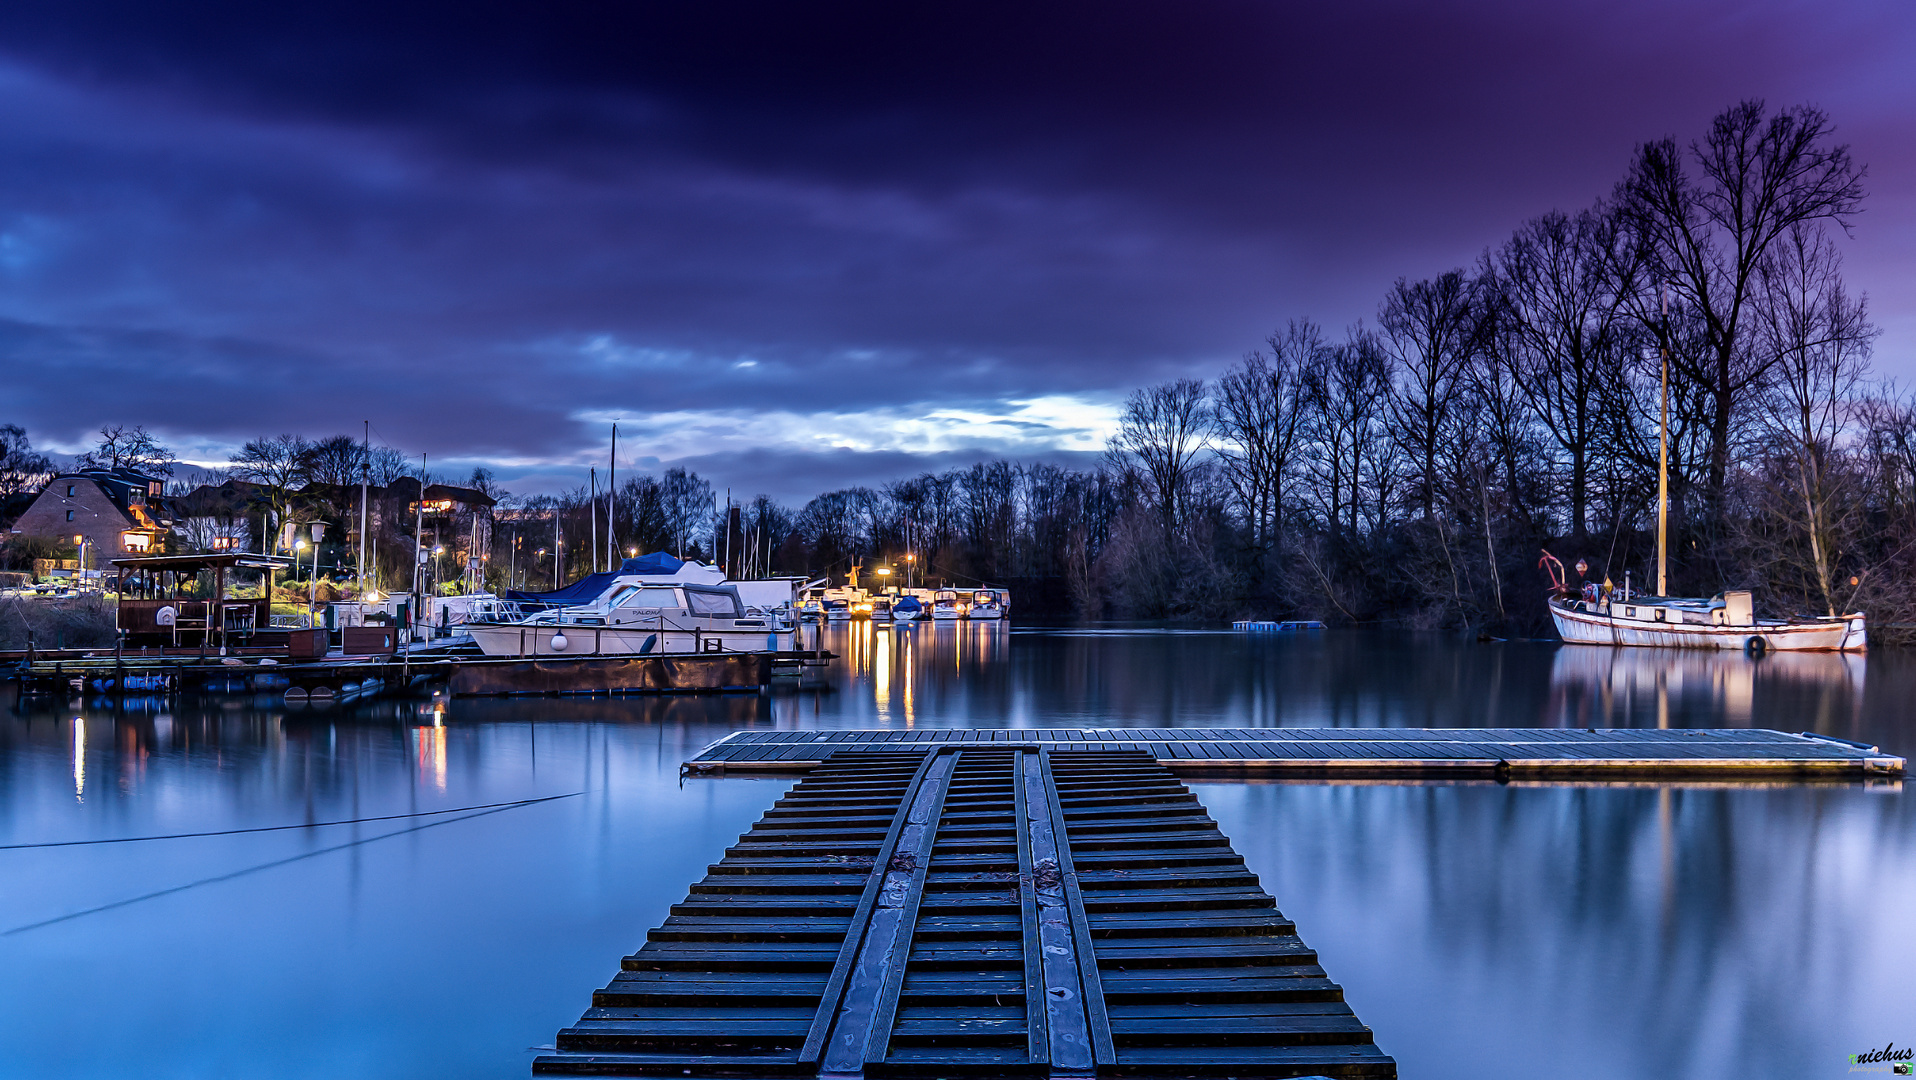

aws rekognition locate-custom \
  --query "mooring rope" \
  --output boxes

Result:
[0,792,584,850]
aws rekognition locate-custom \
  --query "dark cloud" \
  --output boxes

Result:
[0,1,1910,496]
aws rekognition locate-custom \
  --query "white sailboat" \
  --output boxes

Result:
[1545,303,1865,653]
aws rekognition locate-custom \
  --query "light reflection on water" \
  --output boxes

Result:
[1,624,1911,1080]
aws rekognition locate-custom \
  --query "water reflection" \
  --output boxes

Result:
[1204,780,1915,1080]
[1546,645,1869,736]
[1,629,1913,1080]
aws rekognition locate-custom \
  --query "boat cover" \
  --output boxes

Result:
[503,552,688,605]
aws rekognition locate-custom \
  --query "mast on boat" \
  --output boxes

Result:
[1657,286,1669,597]
[607,421,618,568]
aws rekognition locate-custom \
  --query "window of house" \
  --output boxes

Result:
[123,533,152,552]
[66,510,74,521]
[210,537,236,551]
[66,484,74,496]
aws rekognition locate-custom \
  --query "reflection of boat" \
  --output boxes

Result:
[1546,644,1865,729]
[931,589,965,621]
[467,582,794,656]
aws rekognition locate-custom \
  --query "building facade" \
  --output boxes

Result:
[8,468,172,568]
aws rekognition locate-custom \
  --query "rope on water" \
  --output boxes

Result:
[0,792,584,850]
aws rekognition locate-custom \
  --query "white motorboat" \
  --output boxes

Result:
[1546,585,1863,653]
[930,589,966,621]
[467,580,794,657]
[967,589,1006,620]
[868,596,893,622]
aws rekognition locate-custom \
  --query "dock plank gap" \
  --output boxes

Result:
[536,747,1394,1078]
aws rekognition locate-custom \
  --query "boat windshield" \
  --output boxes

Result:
[685,589,742,618]
[613,587,681,610]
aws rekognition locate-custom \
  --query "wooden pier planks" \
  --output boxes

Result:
[535,748,1393,1078]
[682,727,1905,780]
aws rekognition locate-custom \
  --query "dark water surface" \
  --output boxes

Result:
[2,625,1911,1079]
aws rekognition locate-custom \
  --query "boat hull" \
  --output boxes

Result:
[467,622,794,657]
[1548,601,1864,652]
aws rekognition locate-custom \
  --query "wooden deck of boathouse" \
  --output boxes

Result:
[682,727,1906,780]
[534,747,1394,1078]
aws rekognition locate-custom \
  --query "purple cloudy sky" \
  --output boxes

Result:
[0,1,1910,502]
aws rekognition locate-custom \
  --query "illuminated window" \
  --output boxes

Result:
[209,537,236,551]
[123,533,153,552]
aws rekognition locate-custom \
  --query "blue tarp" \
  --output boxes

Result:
[503,551,687,606]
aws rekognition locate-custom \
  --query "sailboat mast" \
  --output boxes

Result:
[358,419,369,597]
[1657,286,1669,597]
[607,422,618,568]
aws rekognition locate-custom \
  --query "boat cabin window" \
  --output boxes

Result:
[1653,608,1666,622]
[614,587,681,610]
[685,589,743,617]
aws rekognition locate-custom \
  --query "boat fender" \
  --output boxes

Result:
[1744,636,1767,656]
[550,631,568,652]
[639,634,657,655]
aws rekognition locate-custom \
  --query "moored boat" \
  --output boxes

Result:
[967,589,1006,620]
[1546,583,1863,653]
[467,580,794,657]
[930,589,965,621]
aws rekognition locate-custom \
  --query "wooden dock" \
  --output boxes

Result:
[535,746,1394,1078]
[683,727,1905,780]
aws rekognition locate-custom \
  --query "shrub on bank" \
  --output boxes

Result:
[0,594,119,650]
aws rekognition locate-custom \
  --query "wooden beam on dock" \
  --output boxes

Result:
[535,747,1394,1078]
[681,727,1905,781]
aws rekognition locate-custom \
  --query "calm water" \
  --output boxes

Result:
[2,625,1912,1079]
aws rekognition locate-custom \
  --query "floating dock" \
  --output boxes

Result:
[684,727,1905,780]
[536,747,1394,1078]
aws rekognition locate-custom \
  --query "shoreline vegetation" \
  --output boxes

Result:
[5,102,1915,639]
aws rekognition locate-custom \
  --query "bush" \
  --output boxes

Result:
[0,594,119,650]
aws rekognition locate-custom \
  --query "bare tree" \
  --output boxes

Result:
[1299,331,1393,546]
[0,424,54,501]
[1380,271,1490,520]
[1493,205,1642,537]
[229,434,316,546]
[1213,322,1318,559]
[1108,379,1210,537]
[303,435,365,487]
[1618,100,1866,533]
[77,424,173,476]
[1747,225,1876,614]
[366,446,413,487]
